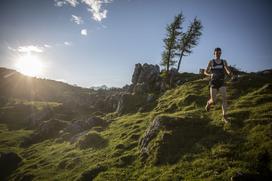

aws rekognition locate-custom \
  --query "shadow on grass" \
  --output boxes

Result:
[140,116,245,165]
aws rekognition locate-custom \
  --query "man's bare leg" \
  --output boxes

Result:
[206,87,217,111]
[219,86,228,123]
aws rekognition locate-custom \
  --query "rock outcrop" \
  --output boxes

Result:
[139,115,181,161]
[114,63,163,115]
[116,93,147,114]
[131,63,162,94]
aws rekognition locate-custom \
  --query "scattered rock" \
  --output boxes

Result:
[126,142,138,150]
[20,119,68,147]
[26,107,54,129]
[64,116,108,134]
[116,155,135,167]
[66,157,81,170]
[77,165,107,181]
[112,150,122,157]
[146,94,155,103]
[115,144,125,150]
[0,152,22,180]
[92,127,104,132]
[71,131,90,143]
[76,132,108,149]
[137,107,145,113]
[129,134,140,141]
[58,158,81,170]
[16,173,35,181]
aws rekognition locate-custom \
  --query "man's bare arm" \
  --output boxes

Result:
[204,61,212,76]
[223,60,232,76]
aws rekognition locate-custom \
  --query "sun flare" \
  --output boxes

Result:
[15,53,44,77]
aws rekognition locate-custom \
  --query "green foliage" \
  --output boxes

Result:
[161,13,184,74]
[160,13,203,76]
[177,17,203,72]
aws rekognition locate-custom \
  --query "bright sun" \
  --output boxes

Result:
[15,53,44,77]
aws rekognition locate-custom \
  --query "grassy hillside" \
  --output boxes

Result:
[0,72,271,180]
[0,67,90,103]
[0,67,123,116]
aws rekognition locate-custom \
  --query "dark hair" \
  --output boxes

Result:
[214,47,221,52]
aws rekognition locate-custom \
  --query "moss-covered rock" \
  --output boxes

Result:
[64,116,108,134]
[76,132,108,149]
[20,119,68,147]
[139,115,231,165]
[115,154,136,167]
[77,165,107,181]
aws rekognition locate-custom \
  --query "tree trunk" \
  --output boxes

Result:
[177,50,184,72]
[166,49,172,81]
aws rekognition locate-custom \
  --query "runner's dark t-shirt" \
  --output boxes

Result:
[210,59,225,89]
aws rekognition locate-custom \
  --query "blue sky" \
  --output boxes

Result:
[0,0,271,87]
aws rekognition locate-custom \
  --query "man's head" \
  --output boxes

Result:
[214,47,222,59]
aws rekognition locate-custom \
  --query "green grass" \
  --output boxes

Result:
[0,73,271,180]
[10,98,63,110]
[0,124,33,153]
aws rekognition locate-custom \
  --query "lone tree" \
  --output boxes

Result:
[160,13,184,78]
[176,17,203,72]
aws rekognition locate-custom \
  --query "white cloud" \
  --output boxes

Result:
[82,0,109,21]
[44,44,52,48]
[64,41,72,46]
[7,46,17,52]
[67,0,79,6]
[8,44,53,53]
[81,29,88,36]
[71,15,84,25]
[54,0,79,7]
[17,45,44,53]
[55,0,113,22]
[54,0,65,7]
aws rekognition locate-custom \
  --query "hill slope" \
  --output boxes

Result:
[0,71,271,180]
[0,67,123,122]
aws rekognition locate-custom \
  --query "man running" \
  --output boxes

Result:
[204,47,233,123]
